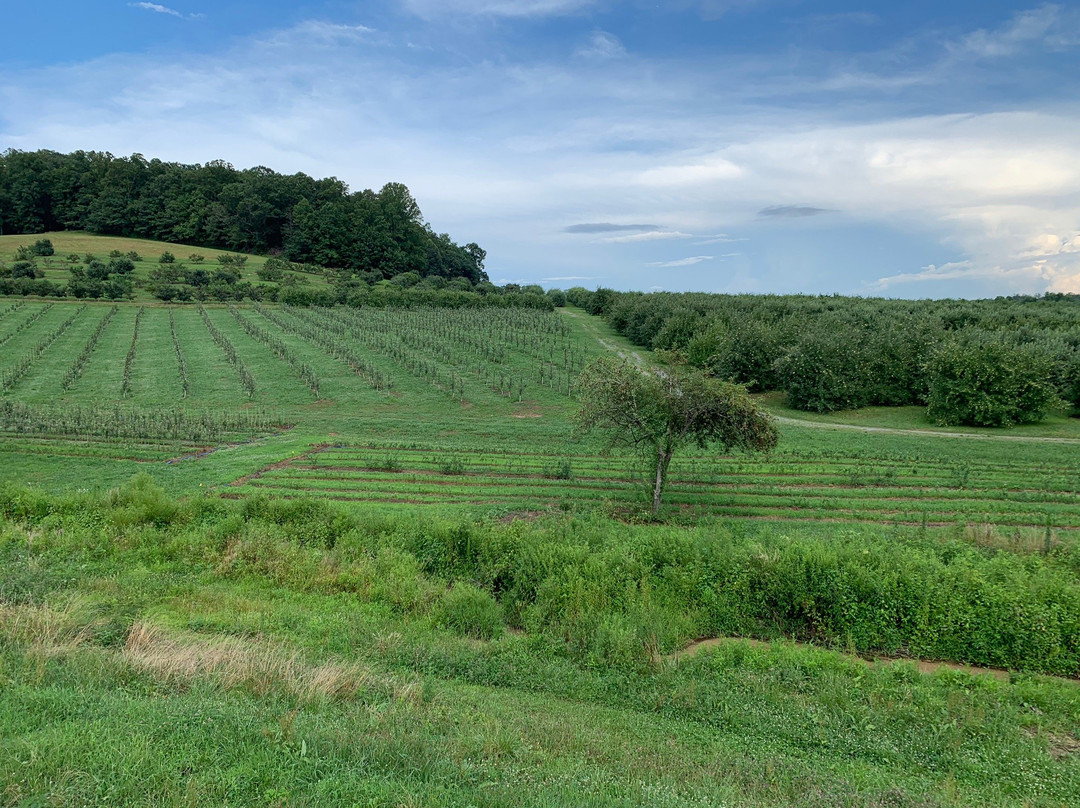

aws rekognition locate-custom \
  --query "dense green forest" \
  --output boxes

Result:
[0,149,486,283]
[567,288,1080,426]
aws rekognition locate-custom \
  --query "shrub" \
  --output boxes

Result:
[107,257,135,275]
[546,288,566,307]
[257,257,288,282]
[159,251,175,264]
[437,582,503,640]
[106,473,182,528]
[925,331,1060,426]
[11,261,40,280]
[773,324,873,412]
[31,239,54,256]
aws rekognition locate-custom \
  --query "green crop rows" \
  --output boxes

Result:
[0,299,1078,541]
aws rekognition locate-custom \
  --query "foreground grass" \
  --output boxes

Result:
[2,480,1079,806]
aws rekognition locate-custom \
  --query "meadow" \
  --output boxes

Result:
[2,235,1080,806]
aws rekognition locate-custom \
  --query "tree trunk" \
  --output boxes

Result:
[652,448,672,514]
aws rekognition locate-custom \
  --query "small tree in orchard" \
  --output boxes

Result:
[574,353,778,515]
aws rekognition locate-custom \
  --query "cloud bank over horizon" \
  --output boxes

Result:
[1,1,1078,297]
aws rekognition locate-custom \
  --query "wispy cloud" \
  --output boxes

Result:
[563,223,659,234]
[758,205,832,218]
[694,235,744,245]
[599,231,693,244]
[285,21,376,43]
[647,255,714,267]
[576,31,626,60]
[950,4,1071,59]
[129,2,183,17]
[5,9,1080,296]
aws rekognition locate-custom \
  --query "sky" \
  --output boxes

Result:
[2,2,1079,297]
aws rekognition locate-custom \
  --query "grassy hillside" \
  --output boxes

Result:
[1,239,1079,805]
[0,231,331,302]
[2,484,1080,807]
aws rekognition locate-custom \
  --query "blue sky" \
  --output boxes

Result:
[2,1,1079,297]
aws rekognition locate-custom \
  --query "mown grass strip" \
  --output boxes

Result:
[62,305,119,391]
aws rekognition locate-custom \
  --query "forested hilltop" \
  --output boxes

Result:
[568,288,1080,426]
[0,149,487,283]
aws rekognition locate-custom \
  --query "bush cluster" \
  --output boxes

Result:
[570,288,1080,424]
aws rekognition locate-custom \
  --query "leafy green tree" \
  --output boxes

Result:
[773,323,873,412]
[574,354,778,514]
[107,257,135,275]
[924,331,1060,426]
[31,238,54,256]
[11,260,40,279]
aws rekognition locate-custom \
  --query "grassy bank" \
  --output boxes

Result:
[2,479,1080,807]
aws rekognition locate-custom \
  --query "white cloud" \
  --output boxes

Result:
[950,4,1067,59]
[694,234,743,245]
[129,2,183,17]
[287,21,375,42]
[4,13,1080,295]
[647,256,714,267]
[599,231,693,244]
[636,156,743,187]
[576,31,626,60]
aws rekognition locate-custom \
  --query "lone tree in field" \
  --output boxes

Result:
[575,354,779,515]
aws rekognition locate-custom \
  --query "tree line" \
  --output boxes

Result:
[566,288,1080,427]
[0,149,487,284]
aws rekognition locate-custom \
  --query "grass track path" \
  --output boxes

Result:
[773,415,1080,445]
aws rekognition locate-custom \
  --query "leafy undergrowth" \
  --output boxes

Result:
[2,476,1080,806]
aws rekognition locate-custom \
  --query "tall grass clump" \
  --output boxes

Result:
[436,582,504,640]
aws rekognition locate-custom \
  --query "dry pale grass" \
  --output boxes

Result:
[0,600,95,656]
[0,602,421,704]
[123,621,418,704]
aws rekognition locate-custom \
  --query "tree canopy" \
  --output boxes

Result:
[574,354,778,514]
[0,149,487,284]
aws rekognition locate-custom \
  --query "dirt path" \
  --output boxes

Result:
[773,415,1080,445]
[668,636,1080,684]
[560,308,646,366]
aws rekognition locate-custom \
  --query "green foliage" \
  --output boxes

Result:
[437,582,504,639]
[257,256,288,281]
[10,260,39,279]
[773,323,872,412]
[30,238,54,256]
[105,472,181,527]
[925,331,1061,426]
[158,251,175,264]
[0,149,488,285]
[573,288,1080,424]
[575,353,778,512]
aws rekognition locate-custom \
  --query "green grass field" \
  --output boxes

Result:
[0,231,331,301]
[2,240,1080,806]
